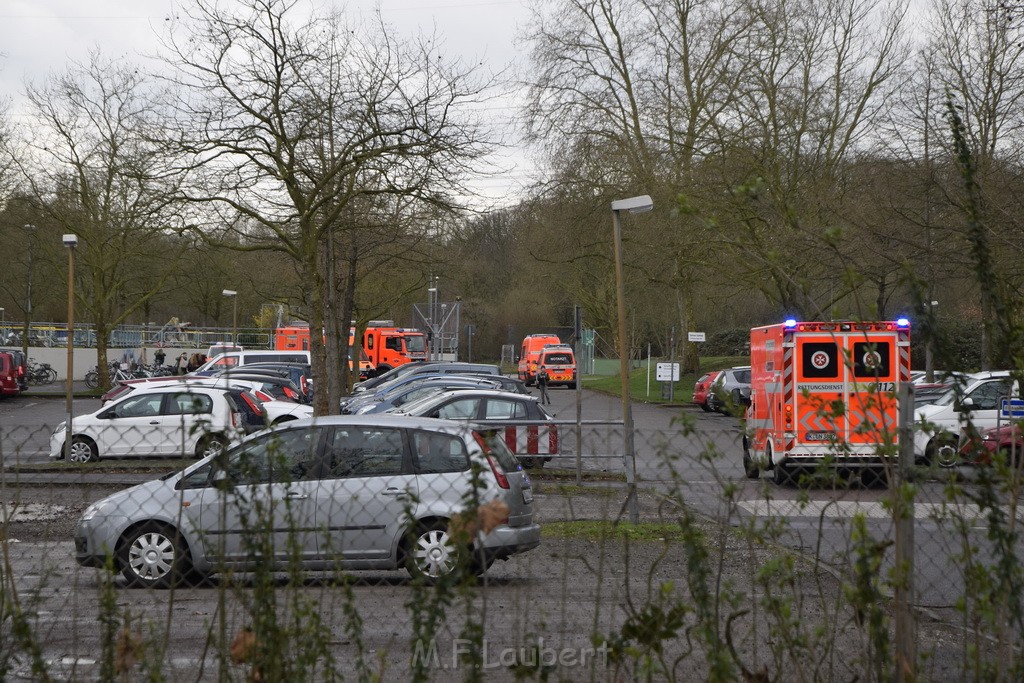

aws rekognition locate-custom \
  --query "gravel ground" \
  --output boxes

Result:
[0,476,972,681]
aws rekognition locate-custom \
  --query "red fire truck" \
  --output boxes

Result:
[743,319,911,483]
[275,321,427,376]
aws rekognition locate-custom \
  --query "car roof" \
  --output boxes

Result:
[275,413,482,433]
[406,388,538,404]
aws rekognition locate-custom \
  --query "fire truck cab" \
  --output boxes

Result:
[743,319,911,483]
[353,321,428,375]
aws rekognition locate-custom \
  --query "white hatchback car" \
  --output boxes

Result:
[51,385,245,462]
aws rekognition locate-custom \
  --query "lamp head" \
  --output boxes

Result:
[611,195,654,214]
[222,289,237,297]
[62,234,79,247]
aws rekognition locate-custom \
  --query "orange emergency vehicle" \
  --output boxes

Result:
[275,321,426,377]
[274,323,374,378]
[518,334,561,385]
[743,319,910,483]
[537,343,577,389]
[353,321,427,374]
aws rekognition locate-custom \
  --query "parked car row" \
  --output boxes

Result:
[56,360,555,470]
[692,366,751,415]
[913,370,1020,467]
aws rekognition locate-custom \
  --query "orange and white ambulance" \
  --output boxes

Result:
[743,319,911,483]
[518,334,561,385]
[537,344,577,389]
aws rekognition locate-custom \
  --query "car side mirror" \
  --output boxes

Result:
[98,409,116,420]
[956,397,975,412]
[212,468,235,491]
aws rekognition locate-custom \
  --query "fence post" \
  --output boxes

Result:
[895,383,917,681]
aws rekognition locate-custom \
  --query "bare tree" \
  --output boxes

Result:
[895,0,1024,366]
[16,50,187,388]
[163,0,491,413]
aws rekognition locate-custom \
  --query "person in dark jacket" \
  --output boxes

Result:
[537,364,551,405]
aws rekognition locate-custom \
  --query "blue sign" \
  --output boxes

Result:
[1000,398,1024,417]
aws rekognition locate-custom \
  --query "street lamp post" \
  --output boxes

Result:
[222,290,238,346]
[427,277,438,361]
[441,304,448,359]
[23,223,35,359]
[611,195,653,525]
[63,234,79,461]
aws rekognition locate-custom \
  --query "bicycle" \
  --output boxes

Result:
[84,366,100,389]
[26,358,57,385]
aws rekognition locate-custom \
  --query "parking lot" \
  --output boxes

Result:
[0,382,1013,680]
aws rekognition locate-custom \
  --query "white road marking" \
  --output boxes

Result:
[737,498,1021,523]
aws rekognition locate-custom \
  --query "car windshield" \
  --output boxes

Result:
[931,386,962,407]
[405,335,426,353]
[543,353,573,365]
[391,390,451,415]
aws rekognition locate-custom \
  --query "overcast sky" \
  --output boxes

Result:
[0,0,537,206]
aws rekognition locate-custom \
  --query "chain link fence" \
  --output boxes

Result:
[1,391,1022,681]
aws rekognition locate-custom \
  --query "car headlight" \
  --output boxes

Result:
[80,500,112,522]
[53,421,66,436]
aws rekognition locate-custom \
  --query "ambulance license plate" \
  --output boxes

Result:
[805,431,836,441]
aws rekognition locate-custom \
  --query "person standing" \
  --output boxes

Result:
[154,348,166,368]
[537,364,550,405]
[176,352,189,375]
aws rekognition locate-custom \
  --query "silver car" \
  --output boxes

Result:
[707,365,751,414]
[74,415,540,587]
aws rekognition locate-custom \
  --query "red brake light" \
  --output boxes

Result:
[485,454,510,489]
[284,386,299,400]
[255,390,273,402]
[473,432,511,489]
[241,392,263,414]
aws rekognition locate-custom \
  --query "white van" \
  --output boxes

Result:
[914,370,1018,466]
[207,342,244,358]
[195,350,311,375]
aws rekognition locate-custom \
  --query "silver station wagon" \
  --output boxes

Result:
[75,415,540,587]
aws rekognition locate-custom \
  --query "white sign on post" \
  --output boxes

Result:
[656,362,680,382]
[688,332,706,342]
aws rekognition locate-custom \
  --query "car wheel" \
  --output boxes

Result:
[929,434,959,468]
[742,437,759,479]
[773,462,791,486]
[195,434,228,459]
[406,521,463,580]
[119,523,191,588]
[67,436,98,463]
[699,401,711,412]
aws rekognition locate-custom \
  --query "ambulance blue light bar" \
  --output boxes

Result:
[896,318,910,328]
[784,319,798,328]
